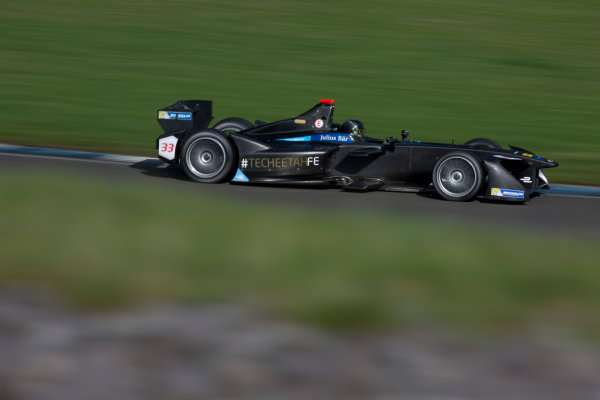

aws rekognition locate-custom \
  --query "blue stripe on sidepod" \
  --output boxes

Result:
[277,136,311,142]
[277,133,353,143]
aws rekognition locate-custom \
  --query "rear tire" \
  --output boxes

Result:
[432,152,484,201]
[465,137,501,149]
[181,130,236,183]
[213,117,253,134]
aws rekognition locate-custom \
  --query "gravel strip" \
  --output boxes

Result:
[1,289,599,400]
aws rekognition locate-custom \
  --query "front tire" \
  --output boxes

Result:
[465,137,501,149]
[181,130,236,183]
[432,152,484,201]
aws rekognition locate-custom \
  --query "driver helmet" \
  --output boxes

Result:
[340,119,364,138]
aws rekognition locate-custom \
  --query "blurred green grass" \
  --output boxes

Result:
[1,0,599,184]
[1,171,598,338]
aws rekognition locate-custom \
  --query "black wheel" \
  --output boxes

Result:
[180,129,236,183]
[432,152,484,201]
[465,137,502,149]
[213,117,253,134]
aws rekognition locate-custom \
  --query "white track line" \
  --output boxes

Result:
[0,143,150,164]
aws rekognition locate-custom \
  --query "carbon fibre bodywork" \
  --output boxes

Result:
[156,99,558,202]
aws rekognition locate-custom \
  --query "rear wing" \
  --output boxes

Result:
[157,100,213,135]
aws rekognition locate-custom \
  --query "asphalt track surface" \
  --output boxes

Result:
[1,144,599,238]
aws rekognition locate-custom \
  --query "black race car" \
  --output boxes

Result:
[156,99,558,202]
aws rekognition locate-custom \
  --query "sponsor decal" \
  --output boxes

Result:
[491,188,525,199]
[522,153,534,157]
[315,133,352,143]
[158,111,177,120]
[315,119,324,128]
[158,111,192,120]
[520,176,532,184]
[294,119,306,124]
[240,156,320,169]
[232,169,249,182]
[158,135,178,160]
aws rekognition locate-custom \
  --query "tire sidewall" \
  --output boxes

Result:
[213,117,253,133]
[465,137,501,149]
[432,152,484,201]
[181,129,236,183]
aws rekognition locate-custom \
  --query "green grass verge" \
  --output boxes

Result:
[1,170,598,338]
[1,0,599,184]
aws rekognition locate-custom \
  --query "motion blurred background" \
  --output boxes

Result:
[2,0,599,184]
[1,1,600,398]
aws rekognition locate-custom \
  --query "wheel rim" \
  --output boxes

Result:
[435,156,478,198]
[185,138,226,179]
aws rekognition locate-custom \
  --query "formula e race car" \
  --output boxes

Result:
[156,99,558,202]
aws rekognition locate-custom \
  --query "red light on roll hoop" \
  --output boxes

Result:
[320,99,335,104]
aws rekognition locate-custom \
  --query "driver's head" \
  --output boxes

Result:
[340,119,364,138]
